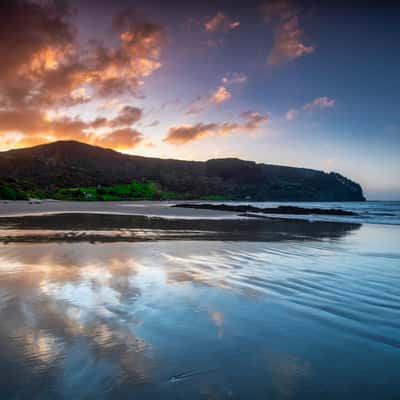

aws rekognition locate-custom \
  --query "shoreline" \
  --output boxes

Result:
[0,200,398,226]
[0,200,240,220]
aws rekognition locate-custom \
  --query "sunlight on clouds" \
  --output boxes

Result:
[164,111,269,145]
[211,86,231,104]
[204,12,240,33]
[262,0,314,65]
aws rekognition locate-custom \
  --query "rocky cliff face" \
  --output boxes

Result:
[0,141,365,201]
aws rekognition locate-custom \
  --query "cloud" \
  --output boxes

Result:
[186,85,231,115]
[0,107,145,151]
[163,123,218,145]
[164,111,269,145]
[109,106,143,127]
[0,1,165,107]
[0,0,75,108]
[204,12,240,33]
[222,73,248,85]
[0,1,73,81]
[211,86,231,104]
[240,111,270,130]
[90,117,109,129]
[286,109,299,120]
[0,1,166,151]
[303,97,335,110]
[87,21,165,98]
[262,0,314,65]
[93,128,143,150]
[283,97,334,122]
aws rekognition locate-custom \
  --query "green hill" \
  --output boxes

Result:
[0,141,365,201]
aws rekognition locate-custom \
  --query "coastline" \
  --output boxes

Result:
[1,199,399,226]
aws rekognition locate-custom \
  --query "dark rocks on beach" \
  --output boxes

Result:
[172,203,358,216]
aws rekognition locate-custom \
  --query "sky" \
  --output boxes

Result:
[0,0,399,200]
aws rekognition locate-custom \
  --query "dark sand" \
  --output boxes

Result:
[0,212,361,243]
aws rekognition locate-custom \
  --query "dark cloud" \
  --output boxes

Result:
[109,106,143,127]
[164,123,218,145]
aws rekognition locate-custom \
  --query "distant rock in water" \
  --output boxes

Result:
[0,141,365,201]
[173,204,359,217]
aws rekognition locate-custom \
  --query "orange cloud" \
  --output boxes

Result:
[0,107,145,151]
[0,2,164,152]
[204,12,240,33]
[211,86,231,104]
[0,2,165,108]
[86,22,165,98]
[186,85,232,115]
[164,111,270,145]
[262,0,314,65]
[93,129,144,150]
[163,123,218,145]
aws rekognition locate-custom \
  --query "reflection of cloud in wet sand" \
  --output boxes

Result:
[262,350,311,399]
[209,310,224,338]
[0,244,152,397]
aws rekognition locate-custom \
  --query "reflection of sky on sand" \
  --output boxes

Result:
[0,223,399,399]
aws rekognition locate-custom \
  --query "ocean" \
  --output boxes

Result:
[204,200,400,225]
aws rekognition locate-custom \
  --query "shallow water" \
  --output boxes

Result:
[205,200,400,225]
[0,222,399,399]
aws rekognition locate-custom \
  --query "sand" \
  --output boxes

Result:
[0,200,239,219]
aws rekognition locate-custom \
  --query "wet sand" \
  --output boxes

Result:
[0,200,239,219]
[0,212,361,242]
[0,225,399,399]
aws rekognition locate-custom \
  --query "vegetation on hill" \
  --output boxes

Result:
[0,178,46,200]
[54,181,179,201]
[0,141,366,201]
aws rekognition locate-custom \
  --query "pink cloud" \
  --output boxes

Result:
[286,109,299,120]
[204,12,240,33]
[164,111,270,145]
[303,97,335,110]
[262,0,314,65]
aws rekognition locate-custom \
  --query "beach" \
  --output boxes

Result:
[0,200,240,219]
[0,201,399,399]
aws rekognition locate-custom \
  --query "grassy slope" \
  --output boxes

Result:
[54,181,202,201]
[0,179,229,201]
